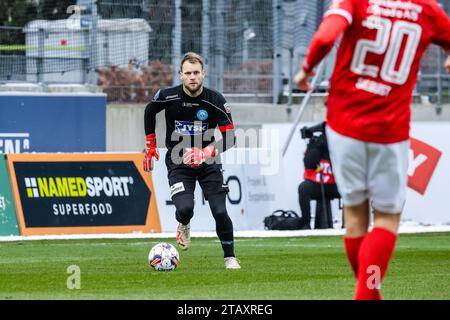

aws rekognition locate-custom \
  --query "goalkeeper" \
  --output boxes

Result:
[143,52,240,269]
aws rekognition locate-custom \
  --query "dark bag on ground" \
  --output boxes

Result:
[263,210,307,230]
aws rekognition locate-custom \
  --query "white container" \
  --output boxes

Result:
[23,18,152,83]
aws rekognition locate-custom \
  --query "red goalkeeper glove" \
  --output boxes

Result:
[182,145,216,168]
[143,134,159,171]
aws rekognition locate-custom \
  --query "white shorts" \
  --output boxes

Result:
[326,125,409,214]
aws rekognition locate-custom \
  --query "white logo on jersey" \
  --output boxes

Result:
[224,103,232,114]
[175,121,208,135]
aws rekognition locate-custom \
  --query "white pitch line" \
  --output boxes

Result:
[1,225,449,242]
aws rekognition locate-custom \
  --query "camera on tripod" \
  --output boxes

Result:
[300,122,326,140]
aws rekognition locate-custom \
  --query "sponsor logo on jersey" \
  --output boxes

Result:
[182,102,199,108]
[175,121,208,135]
[224,103,232,114]
[196,109,209,121]
[165,94,179,100]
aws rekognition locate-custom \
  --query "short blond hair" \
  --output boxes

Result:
[180,52,205,72]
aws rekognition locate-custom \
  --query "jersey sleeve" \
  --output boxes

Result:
[323,0,355,25]
[212,94,235,154]
[144,89,166,135]
[302,0,353,73]
[302,14,350,73]
[431,2,450,52]
[215,95,234,130]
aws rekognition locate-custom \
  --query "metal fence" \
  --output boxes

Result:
[0,0,449,104]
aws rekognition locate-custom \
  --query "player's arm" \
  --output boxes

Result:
[144,90,166,135]
[431,2,450,73]
[294,14,350,91]
[210,98,236,155]
[143,90,165,171]
[213,120,236,155]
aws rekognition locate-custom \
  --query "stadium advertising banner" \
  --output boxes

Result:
[0,155,19,236]
[0,93,106,153]
[7,153,161,235]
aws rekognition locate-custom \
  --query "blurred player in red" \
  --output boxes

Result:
[294,0,450,299]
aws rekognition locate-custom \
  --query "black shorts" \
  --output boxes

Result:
[165,153,229,200]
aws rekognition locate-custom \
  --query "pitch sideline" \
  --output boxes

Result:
[1,225,450,242]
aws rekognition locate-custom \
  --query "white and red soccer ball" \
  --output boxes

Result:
[148,242,180,271]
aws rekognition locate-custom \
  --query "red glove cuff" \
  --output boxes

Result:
[146,134,157,147]
[204,145,216,158]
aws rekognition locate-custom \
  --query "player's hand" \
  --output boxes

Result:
[294,68,316,92]
[183,145,216,168]
[445,55,450,73]
[143,133,159,172]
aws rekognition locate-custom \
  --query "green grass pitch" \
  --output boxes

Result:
[0,232,449,300]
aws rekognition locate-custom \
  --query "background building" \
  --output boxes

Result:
[0,0,449,104]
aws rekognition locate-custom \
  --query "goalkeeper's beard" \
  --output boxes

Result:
[184,82,203,96]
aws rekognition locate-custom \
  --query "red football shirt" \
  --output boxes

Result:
[304,160,336,184]
[320,0,450,143]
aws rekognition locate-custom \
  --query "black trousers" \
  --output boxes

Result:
[298,179,340,229]
[166,153,229,204]
[166,154,235,257]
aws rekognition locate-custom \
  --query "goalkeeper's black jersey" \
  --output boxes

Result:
[144,84,235,154]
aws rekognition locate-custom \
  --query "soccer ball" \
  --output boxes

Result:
[148,242,180,271]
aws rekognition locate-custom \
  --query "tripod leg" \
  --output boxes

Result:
[326,200,333,228]
[320,182,328,229]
